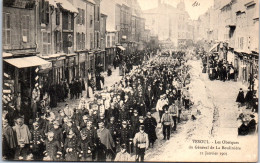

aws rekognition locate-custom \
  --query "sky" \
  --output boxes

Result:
[137,0,214,20]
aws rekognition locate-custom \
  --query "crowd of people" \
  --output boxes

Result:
[196,47,258,137]
[199,51,238,82]
[3,49,194,162]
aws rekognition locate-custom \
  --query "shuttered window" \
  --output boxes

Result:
[82,9,85,25]
[82,33,85,49]
[42,31,51,55]
[56,9,60,25]
[2,12,11,45]
[68,14,72,30]
[22,15,30,43]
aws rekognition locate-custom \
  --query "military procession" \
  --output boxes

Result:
[2,49,195,162]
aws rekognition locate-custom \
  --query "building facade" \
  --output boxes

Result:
[196,0,259,85]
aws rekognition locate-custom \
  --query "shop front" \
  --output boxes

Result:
[3,55,51,123]
[87,51,95,73]
[77,51,88,78]
[65,54,77,83]
[105,47,116,68]
[94,50,105,73]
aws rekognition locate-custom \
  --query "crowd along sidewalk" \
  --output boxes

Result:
[53,67,122,112]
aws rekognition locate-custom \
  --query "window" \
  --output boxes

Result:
[82,33,85,49]
[68,14,72,30]
[77,8,81,24]
[98,6,100,21]
[96,32,100,48]
[56,9,60,25]
[3,13,11,45]
[107,35,110,47]
[77,9,85,25]
[76,33,82,50]
[112,36,115,46]
[39,0,50,24]
[45,1,50,24]
[90,33,93,49]
[22,15,30,43]
[55,31,62,53]
[82,9,85,25]
[90,15,93,27]
[42,31,51,55]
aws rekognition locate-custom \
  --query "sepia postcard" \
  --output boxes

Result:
[1,0,259,162]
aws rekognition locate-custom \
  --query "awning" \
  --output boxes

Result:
[4,56,51,69]
[46,0,57,8]
[117,46,125,51]
[87,0,96,5]
[3,52,13,58]
[56,0,78,13]
[209,43,219,52]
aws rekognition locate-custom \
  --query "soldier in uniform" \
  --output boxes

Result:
[130,110,140,138]
[80,115,88,130]
[81,120,98,161]
[119,120,131,153]
[64,130,79,161]
[78,131,92,161]
[143,112,157,148]
[51,121,64,147]
[107,116,119,145]
[43,132,62,161]
[168,103,178,131]
[133,125,149,162]
[114,144,132,161]
[30,122,44,160]
[97,114,107,128]
[161,106,173,140]
[119,104,129,122]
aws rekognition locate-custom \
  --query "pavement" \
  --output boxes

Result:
[145,59,258,162]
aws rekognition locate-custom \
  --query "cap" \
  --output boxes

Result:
[98,121,104,125]
[68,130,74,135]
[47,131,54,137]
[33,122,39,126]
[147,112,151,116]
[122,120,127,125]
[139,125,144,130]
[121,144,127,149]
[80,131,87,137]
[110,116,115,120]
[139,116,144,120]
[53,121,59,126]
[83,115,88,120]
[134,110,138,113]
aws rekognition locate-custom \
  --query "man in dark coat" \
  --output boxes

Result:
[44,131,62,161]
[78,132,92,161]
[236,88,245,107]
[248,114,256,134]
[130,110,140,138]
[81,121,98,161]
[30,121,45,160]
[143,112,157,148]
[2,119,17,160]
[119,121,131,152]
[144,85,154,112]
[64,130,79,161]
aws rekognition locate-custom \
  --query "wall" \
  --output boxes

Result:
[3,7,36,51]
[86,1,95,50]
